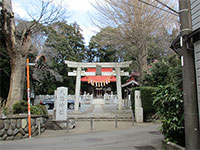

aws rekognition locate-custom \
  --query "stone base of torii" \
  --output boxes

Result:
[65,60,132,112]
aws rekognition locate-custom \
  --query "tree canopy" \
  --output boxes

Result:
[32,21,85,95]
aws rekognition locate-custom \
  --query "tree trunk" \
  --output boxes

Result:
[138,44,148,78]
[6,56,26,108]
[2,0,32,109]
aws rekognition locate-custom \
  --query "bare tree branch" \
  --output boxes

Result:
[91,0,179,76]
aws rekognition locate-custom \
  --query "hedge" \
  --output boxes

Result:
[131,86,157,121]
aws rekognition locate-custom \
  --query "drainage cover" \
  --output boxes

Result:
[85,138,104,142]
[149,131,162,135]
[135,146,156,150]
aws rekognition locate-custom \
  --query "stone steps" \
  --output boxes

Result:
[47,116,133,122]
[68,117,133,122]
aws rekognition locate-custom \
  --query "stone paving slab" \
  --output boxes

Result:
[68,99,133,120]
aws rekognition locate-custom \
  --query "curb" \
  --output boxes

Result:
[162,140,185,150]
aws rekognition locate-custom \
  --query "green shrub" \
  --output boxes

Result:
[153,85,184,146]
[31,105,48,115]
[12,100,47,115]
[131,86,157,121]
[12,100,28,114]
[35,104,48,115]
[30,105,42,115]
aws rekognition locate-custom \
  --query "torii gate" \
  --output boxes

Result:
[65,60,132,112]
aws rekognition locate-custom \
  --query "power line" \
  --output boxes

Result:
[138,0,179,16]
[154,0,178,14]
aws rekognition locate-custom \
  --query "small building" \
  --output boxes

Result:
[122,72,139,99]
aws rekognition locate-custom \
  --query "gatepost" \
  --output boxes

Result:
[135,90,143,123]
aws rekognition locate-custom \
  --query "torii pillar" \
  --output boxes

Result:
[75,67,81,112]
[115,67,122,110]
[65,60,132,112]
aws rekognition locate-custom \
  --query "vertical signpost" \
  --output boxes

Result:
[26,58,32,138]
[26,55,45,138]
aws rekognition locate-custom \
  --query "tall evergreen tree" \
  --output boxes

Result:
[32,21,85,95]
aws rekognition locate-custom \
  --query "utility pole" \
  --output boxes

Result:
[179,0,200,149]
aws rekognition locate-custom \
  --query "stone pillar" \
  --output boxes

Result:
[75,67,81,112]
[56,87,68,121]
[135,90,143,122]
[115,67,122,110]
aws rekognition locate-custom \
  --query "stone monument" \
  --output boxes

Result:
[56,87,68,121]
[135,90,143,122]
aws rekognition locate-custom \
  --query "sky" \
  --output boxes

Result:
[12,0,100,45]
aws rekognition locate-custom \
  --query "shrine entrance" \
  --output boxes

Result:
[96,88,103,98]
[65,60,132,112]
[80,68,116,99]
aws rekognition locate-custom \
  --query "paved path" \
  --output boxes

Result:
[0,123,163,150]
[68,98,132,118]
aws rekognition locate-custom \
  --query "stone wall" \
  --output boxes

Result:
[0,115,48,140]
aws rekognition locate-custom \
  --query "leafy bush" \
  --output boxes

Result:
[35,104,48,115]
[131,86,157,121]
[141,57,184,146]
[153,85,184,146]
[12,100,28,114]
[12,100,47,115]
[30,105,43,115]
